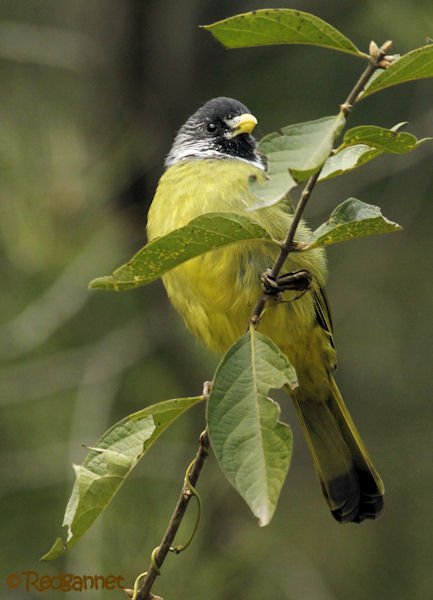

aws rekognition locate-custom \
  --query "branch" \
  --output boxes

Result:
[249,40,393,325]
[130,427,210,600]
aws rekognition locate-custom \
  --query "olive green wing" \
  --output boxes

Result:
[313,286,336,353]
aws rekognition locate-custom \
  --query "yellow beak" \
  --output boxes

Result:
[227,113,258,137]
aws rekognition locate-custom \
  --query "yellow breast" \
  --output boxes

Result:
[147,159,266,236]
[147,159,327,364]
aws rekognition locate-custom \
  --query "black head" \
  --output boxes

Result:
[165,97,265,170]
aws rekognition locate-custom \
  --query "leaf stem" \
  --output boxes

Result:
[249,40,393,326]
[134,429,210,600]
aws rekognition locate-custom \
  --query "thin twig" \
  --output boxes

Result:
[134,429,210,600]
[249,40,393,326]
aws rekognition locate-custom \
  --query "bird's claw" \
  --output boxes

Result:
[261,269,312,300]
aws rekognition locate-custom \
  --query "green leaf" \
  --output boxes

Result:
[262,115,346,175]
[319,144,380,180]
[42,396,203,560]
[249,163,298,209]
[207,328,297,527]
[341,125,429,153]
[251,114,345,208]
[202,9,364,57]
[362,45,433,98]
[320,124,430,180]
[89,212,274,291]
[305,198,402,250]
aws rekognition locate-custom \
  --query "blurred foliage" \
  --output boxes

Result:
[0,1,432,599]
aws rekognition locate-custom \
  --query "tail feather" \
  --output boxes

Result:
[293,377,384,524]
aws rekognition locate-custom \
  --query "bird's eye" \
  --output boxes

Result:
[206,122,217,133]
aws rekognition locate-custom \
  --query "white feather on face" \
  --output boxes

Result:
[165,97,266,171]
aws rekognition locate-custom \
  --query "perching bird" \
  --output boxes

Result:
[147,97,384,523]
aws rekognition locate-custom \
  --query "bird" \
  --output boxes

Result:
[147,96,384,523]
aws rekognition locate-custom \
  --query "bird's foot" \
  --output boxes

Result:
[261,268,312,301]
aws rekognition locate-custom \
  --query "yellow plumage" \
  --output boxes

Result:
[147,153,384,523]
[148,160,326,361]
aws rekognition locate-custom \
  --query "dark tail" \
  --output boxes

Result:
[293,377,384,523]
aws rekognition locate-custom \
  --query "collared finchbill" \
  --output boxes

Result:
[226,113,258,137]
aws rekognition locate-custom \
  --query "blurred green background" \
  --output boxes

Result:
[1,1,432,599]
